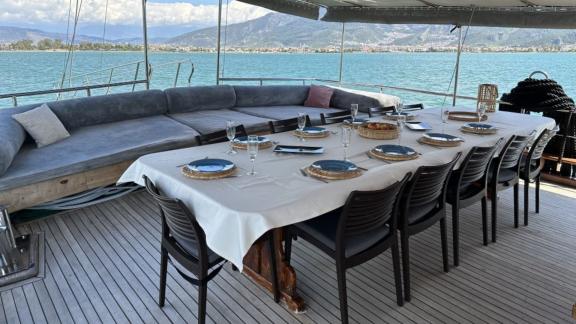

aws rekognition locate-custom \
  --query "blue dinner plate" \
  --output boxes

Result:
[187,159,234,173]
[233,136,270,144]
[424,133,463,142]
[387,112,412,116]
[311,160,358,172]
[464,123,496,130]
[301,126,327,134]
[375,144,417,156]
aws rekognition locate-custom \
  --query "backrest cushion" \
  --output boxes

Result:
[12,104,71,148]
[165,85,237,113]
[329,87,400,112]
[0,107,27,176]
[234,85,310,107]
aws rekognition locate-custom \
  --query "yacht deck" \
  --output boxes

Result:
[2,182,576,323]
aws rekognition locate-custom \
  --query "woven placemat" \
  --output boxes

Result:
[368,149,420,161]
[418,137,462,147]
[293,130,330,138]
[460,127,498,135]
[357,123,399,140]
[182,166,237,180]
[232,141,273,150]
[448,111,488,122]
[306,166,362,180]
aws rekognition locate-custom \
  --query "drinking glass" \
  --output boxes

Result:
[397,115,406,145]
[297,113,307,142]
[226,120,237,155]
[477,103,487,123]
[441,106,449,133]
[341,125,352,161]
[350,104,359,123]
[396,101,404,115]
[247,135,259,176]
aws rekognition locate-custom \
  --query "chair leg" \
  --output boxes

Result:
[451,204,460,267]
[269,232,280,303]
[400,232,411,302]
[284,230,293,264]
[491,191,498,243]
[391,240,404,307]
[535,175,541,214]
[523,179,529,226]
[513,183,519,228]
[481,196,488,246]
[440,218,449,273]
[336,264,349,324]
[158,247,168,307]
[198,281,208,324]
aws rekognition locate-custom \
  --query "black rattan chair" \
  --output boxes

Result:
[488,134,531,242]
[284,174,411,324]
[268,115,311,134]
[367,106,396,118]
[521,127,558,226]
[320,110,352,125]
[402,103,424,111]
[196,124,248,146]
[447,141,502,266]
[144,176,279,323]
[399,153,461,301]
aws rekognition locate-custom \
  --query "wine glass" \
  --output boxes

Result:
[477,103,487,123]
[441,106,449,133]
[397,115,406,145]
[396,101,404,116]
[341,125,352,161]
[226,120,237,155]
[350,104,359,123]
[297,113,307,142]
[247,135,259,176]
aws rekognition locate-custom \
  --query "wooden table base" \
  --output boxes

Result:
[242,229,305,313]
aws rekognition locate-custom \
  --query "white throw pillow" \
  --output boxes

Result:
[12,104,70,148]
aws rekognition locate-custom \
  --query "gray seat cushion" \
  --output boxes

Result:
[0,108,27,176]
[0,116,199,191]
[233,85,310,107]
[233,105,343,125]
[168,109,271,134]
[330,88,384,112]
[295,209,391,258]
[165,85,237,114]
[7,90,168,131]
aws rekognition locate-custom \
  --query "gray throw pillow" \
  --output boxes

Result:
[12,104,71,148]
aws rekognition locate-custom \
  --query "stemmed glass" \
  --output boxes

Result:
[341,125,352,161]
[477,103,487,123]
[397,115,406,145]
[297,113,307,142]
[226,120,237,155]
[247,135,259,176]
[350,104,359,123]
[441,106,449,133]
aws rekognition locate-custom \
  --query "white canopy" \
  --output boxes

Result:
[238,0,576,28]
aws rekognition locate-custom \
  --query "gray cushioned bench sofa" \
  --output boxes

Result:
[0,85,398,211]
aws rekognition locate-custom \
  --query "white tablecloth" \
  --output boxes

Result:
[118,108,555,270]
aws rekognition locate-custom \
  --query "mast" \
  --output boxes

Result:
[452,25,463,106]
[216,0,223,85]
[338,23,345,84]
[142,0,150,89]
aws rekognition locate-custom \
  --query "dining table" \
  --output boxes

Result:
[118,107,555,312]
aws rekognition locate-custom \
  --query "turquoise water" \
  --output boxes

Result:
[1,51,575,108]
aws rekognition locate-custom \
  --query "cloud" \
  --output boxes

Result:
[0,0,270,27]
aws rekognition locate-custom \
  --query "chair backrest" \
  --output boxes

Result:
[456,139,502,190]
[368,106,395,118]
[268,115,311,133]
[320,110,351,125]
[196,125,248,146]
[497,134,531,170]
[337,173,411,245]
[403,103,424,111]
[402,153,462,221]
[528,127,558,162]
[143,176,209,265]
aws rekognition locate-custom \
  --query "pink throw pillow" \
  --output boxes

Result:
[304,85,334,108]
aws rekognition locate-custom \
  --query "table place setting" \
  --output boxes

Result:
[181,158,238,180]
[293,126,330,139]
[302,159,364,181]
[232,135,273,150]
[368,144,420,161]
[418,132,465,147]
[460,122,499,135]
[383,111,417,121]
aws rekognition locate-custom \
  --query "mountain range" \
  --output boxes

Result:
[2,13,576,49]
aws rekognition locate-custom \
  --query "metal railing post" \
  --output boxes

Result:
[216,0,223,85]
[86,88,91,96]
[133,62,141,92]
[106,68,114,95]
[12,96,17,107]
[338,23,345,84]
[453,26,463,107]
[174,62,182,88]
[142,0,150,90]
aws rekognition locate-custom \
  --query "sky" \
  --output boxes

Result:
[0,0,271,38]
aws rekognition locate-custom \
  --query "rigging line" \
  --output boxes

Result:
[441,6,476,108]
[61,0,84,90]
[99,0,110,75]
[68,0,84,87]
[221,0,230,79]
[60,0,73,89]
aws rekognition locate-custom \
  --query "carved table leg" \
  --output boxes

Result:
[242,228,305,313]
